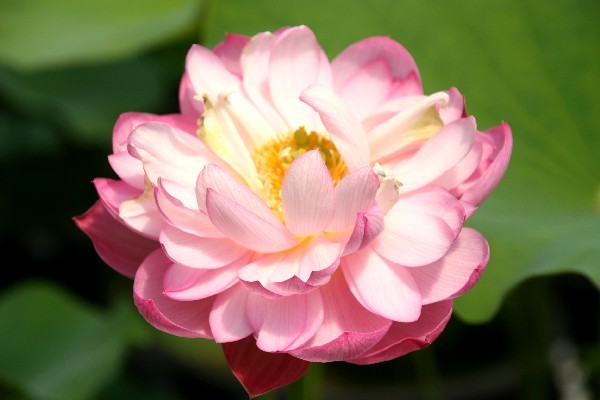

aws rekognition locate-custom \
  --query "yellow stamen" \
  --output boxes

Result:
[252,127,348,219]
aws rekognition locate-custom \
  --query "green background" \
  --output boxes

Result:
[0,0,598,399]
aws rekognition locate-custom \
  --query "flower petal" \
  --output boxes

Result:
[269,26,332,131]
[222,336,310,398]
[300,85,370,171]
[348,300,453,365]
[372,188,465,267]
[160,226,249,269]
[392,117,476,192]
[281,150,335,236]
[290,272,391,362]
[328,166,380,231]
[411,228,489,304]
[210,284,253,343]
[342,249,422,322]
[213,33,250,77]
[342,205,385,256]
[247,290,324,352]
[206,189,298,252]
[186,44,239,103]
[74,201,158,278]
[133,249,213,338]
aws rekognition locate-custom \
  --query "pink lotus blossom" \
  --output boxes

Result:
[75,26,512,397]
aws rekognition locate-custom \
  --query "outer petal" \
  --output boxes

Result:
[160,226,249,269]
[460,122,513,207]
[391,117,476,192]
[179,72,203,117]
[93,178,139,216]
[342,249,422,322]
[222,336,310,398]
[332,36,422,97]
[372,188,465,267]
[349,300,453,365]
[269,26,332,131]
[118,186,165,239]
[411,228,489,304]
[133,249,213,338]
[281,150,335,236]
[300,85,370,171]
[74,201,158,278]
[328,166,380,231]
[246,290,324,352]
[290,272,391,362]
[206,189,298,252]
[210,284,253,343]
[213,33,250,77]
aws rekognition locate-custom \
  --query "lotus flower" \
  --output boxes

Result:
[75,26,512,397]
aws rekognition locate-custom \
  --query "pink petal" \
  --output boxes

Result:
[411,228,490,303]
[367,92,449,163]
[328,166,380,231]
[163,254,251,301]
[335,58,394,120]
[213,33,250,77]
[342,204,385,256]
[439,87,466,124]
[160,226,249,269]
[133,249,213,338]
[93,178,139,216]
[349,300,453,365]
[281,151,335,236]
[247,290,324,352]
[185,44,240,103]
[372,188,465,267]
[342,249,422,322]
[432,137,484,193]
[206,189,298,252]
[332,36,422,97]
[392,117,476,192]
[290,272,391,362]
[107,152,145,190]
[300,85,370,171]
[118,187,165,239]
[155,179,223,238]
[178,72,203,117]
[222,336,310,398]
[240,31,289,133]
[460,122,513,206]
[209,284,253,343]
[269,26,332,131]
[74,201,158,278]
[128,122,213,188]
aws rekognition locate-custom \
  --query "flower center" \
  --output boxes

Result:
[252,127,348,218]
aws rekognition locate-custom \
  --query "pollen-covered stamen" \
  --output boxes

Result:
[252,127,348,218]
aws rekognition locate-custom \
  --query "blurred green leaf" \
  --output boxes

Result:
[0,282,145,400]
[205,0,600,322]
[0,56,170,147]
[0,0,204,70]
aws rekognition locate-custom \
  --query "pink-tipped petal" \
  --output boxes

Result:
[411,228,490,304]
[343,205,385,256]
[93,178,139,216]
[160,226,249,269]
[342,249,422,322]
[118,186,165,239]
[74,201,158,278]
[222,336,310,398]
[213,33,251,77]
[108,153,145,190]
[460,122,513,206]
[210,284,253,343]
[349,300,453,365]
[281,151,335,236]
[269,26,332,131]
[439,87,466,124]
[290,272,391,362]
[133,249,213,338]
[392,117,476,192]
[179,72,203,117]
[328,166,380,231]
[247,290,324,352]
[206,189,298,252]
[372,188,465,267]
[332,36,422,96]
[186,44,240,103]
[300,85,370,170]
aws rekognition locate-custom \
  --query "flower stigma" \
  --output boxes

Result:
[252,127,348,219]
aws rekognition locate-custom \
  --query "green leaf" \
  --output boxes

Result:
[205,0,600,322]
[0,282,144,400]
[0,0,204,70]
